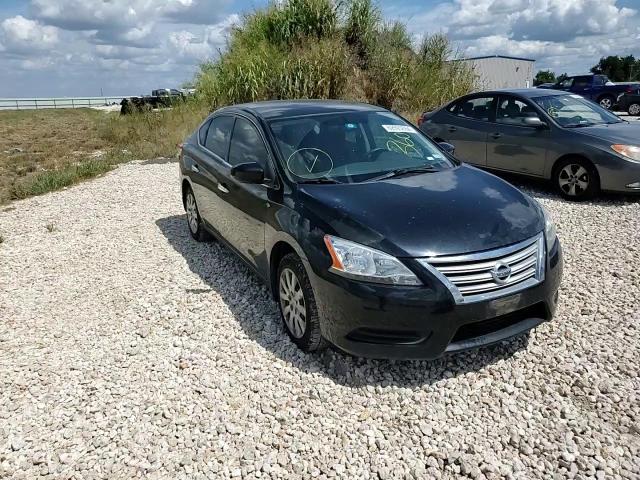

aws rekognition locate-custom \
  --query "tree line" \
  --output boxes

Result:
[534,55,640,86]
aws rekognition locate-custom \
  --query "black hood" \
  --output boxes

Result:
[575,121,640,144]
[297,165,544,257]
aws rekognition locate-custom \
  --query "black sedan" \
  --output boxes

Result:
[179,101,563,360]
[419,89,640,200]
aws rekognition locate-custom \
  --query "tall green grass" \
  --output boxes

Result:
[196,0,476,112]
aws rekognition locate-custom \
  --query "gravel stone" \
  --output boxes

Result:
[1,161,639,478]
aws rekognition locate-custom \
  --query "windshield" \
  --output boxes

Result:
[532,94,622,127]
[268,111,455,183]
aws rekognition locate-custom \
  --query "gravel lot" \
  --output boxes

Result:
[1,160,639,479]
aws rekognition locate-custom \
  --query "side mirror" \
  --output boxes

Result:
[231,162,264,184]
[438,142,456,155]
[523,117,547,129]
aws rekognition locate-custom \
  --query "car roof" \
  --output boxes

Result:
[216,100,387,121]
[468,88,568,99]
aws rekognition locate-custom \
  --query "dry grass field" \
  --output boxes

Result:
[0,103,209,205]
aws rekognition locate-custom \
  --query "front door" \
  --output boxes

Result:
[217,116,275,269]
[486,95,548,176]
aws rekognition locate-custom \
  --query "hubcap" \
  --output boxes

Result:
[279,268,306,339]
[558,164,589,196]
[600,98,612,109]
[186,192,199,233]
[630,104,640,116]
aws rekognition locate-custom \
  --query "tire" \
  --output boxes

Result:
[184,185,209,241]
[598,95,615,110]
[628,103,640,116]
[553,158,599,201]
[277,253,328,352]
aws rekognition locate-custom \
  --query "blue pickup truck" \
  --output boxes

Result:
[538,74,639,110]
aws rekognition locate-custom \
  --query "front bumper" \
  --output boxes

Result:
[597,153,640,194]
[308,240,563,360]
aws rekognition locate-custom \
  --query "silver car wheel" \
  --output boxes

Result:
[599,97,612,109]
[279,268,306,339]
[558,164,589,197]
[629,103,640,116]
[186,191,199,234]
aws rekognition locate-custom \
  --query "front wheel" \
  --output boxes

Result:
[277,254,327,352]
[553,158,599,201]
[598,95,615,110]
[628,103,640,116]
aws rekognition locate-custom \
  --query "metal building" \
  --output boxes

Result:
[458,55,536,90]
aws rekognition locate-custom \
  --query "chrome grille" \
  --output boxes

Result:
[418,234,545,304]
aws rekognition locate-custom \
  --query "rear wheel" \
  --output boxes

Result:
[553,158,599,201]
[184,186,209,241]
[628,103,640,116]
[277,254,327,352]
[598,95,615,110]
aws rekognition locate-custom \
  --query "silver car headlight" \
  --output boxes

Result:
[542,207,557,253]
[611,144,640,162]
[324,235,421,285]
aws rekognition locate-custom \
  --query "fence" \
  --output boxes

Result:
[0,96,132,110]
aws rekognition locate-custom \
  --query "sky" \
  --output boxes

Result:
[0,0,639,98]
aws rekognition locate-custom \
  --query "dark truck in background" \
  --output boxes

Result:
[120,88,186,114]
[537,74,639,110]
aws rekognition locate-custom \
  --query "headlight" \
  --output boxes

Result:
[542,207,557,253]
[611,144,640,162]
[323,235,421,285]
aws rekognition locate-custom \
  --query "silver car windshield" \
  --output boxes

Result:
[532,94,622,128]
[268,111,455,183]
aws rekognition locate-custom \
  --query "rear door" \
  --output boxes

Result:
[433,95,498,166]
[486,95,548,176]
[188,115,235,235]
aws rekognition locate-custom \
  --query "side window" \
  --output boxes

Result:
[228,117,270,170]
[497,97,540,126]
[559,78,573,88]
[452,96,495,122]
[204,116,235,160]
[593,76,605,87]
[572,77,591,89]
[198,119,211,145]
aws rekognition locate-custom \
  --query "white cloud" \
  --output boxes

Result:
[389,0,639,74]
[0,15,59,54]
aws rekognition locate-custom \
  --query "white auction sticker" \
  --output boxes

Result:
[382,125,416,133]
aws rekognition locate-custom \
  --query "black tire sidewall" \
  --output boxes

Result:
[277,254,326,351]
[553,159,599,201]
[185,187,207,241]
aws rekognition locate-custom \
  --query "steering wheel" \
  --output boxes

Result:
[367,148,388,161]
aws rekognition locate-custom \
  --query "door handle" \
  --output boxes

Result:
[191,164,200,173]
[490,133,502,139]
[448,126,457,132]
[217,183,229,194]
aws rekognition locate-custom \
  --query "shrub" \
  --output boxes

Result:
[195,0,475,113]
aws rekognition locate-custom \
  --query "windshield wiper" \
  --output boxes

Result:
[368,166,439,182]
[298,177,341,184]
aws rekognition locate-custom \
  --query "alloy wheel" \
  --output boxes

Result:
[599,97,613,109]
[279,268,307,339]
[186,191,199,234]
[629,103,640,116]
[558,164,589,197]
